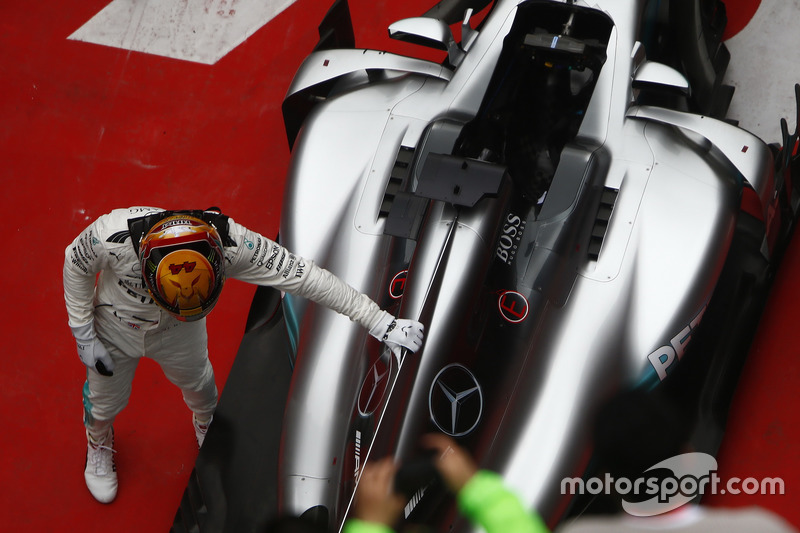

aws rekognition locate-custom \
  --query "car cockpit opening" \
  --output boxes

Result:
[453,2,613,203]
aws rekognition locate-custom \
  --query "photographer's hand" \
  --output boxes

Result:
[420,433,478,493]
[353,458,406,527]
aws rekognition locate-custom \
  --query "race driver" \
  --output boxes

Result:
[63,206,425,504]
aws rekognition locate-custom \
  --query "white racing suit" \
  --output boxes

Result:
[64,207,385,438]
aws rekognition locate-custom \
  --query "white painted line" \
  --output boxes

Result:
[68,0,299,65]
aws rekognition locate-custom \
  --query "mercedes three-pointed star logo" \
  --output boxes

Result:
[428,363,483,437]
[358,356,392,416]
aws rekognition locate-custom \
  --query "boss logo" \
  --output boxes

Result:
[496,213,526,264]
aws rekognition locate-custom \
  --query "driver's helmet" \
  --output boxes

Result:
[139,215,226,321]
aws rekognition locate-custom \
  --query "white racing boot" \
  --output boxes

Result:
[84,428,117,503]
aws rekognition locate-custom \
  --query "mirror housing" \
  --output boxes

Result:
[633,60,691,95]
[388,17,466,66]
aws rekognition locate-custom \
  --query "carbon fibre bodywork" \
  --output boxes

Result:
[174,0,800,531]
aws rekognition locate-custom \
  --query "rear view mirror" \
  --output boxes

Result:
[388,17,465,66]
[633,60,690,94]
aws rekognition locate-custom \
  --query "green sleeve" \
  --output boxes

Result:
[457,470,549,533]
[341,519,396,533]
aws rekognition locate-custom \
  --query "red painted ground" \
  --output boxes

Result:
[0,0,794,531]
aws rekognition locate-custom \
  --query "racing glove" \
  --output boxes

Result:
[71,322,115,376]
[369,311,425,359]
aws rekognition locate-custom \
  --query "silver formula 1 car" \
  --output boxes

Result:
[174,0,800,531]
